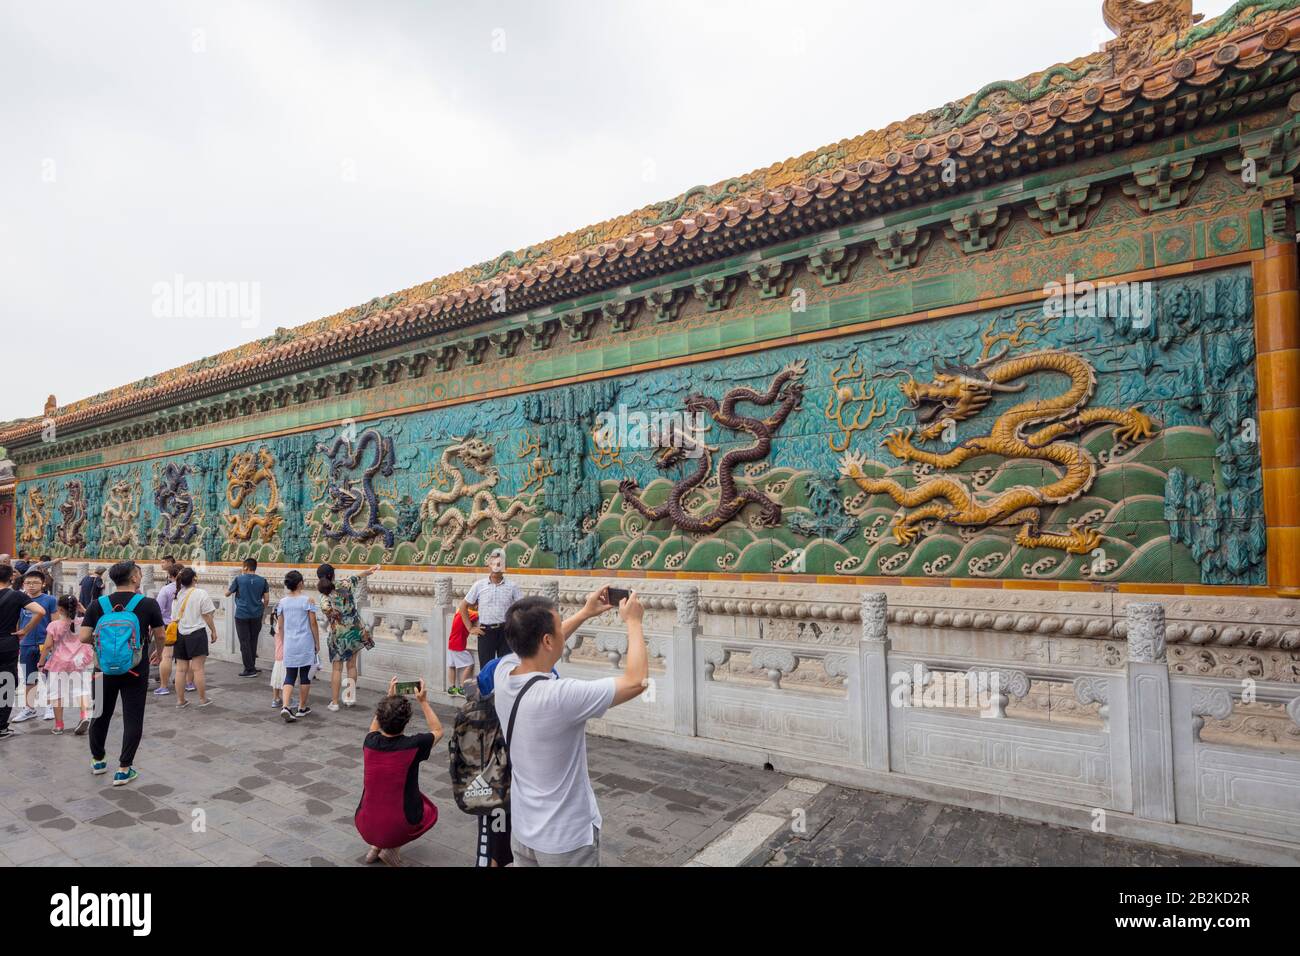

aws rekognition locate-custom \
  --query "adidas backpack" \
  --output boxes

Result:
[94,594,146,676]
[448,675,545,816]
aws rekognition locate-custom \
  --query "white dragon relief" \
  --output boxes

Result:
[418,436,531,554]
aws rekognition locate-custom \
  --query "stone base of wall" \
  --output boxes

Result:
[65,561,1300,864]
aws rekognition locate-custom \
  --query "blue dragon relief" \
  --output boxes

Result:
[315,427,398,549]
[155,461,199,545]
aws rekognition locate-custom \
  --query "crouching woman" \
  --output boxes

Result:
[354,678,443,866]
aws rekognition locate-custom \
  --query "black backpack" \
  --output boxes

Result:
[448,675,544,815]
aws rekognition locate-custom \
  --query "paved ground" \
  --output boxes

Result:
[0,659,782,867]
[753,783,1240,867]
[0,659,1241,867]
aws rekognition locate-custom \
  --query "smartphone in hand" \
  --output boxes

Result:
[394,680,421,696]
[606,587,630,607]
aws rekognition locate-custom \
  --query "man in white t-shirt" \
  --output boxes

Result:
[494,587,647,866]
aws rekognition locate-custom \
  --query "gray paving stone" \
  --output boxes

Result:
[4,833,63,864]
[23,657,1178,868]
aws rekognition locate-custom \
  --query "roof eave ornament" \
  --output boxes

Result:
[1102,0,1200,37]
[1102,0,1203,74]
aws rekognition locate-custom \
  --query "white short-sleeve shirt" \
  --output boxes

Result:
[175,586,216,635]
[492,653,616,855]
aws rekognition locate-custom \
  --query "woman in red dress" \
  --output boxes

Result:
[355,677,444,866]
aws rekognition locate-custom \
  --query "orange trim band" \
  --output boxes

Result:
[1253,243,1300,597]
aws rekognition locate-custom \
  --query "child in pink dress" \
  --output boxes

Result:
[38,595,94,735]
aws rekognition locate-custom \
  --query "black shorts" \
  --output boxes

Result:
[476,808,513,867]
[173,628,209,661]
[283,665,312,686]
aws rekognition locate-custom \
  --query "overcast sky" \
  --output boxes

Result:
[0,0,1240,424]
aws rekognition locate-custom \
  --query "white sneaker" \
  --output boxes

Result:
[327,702,339,712]
[12,708,36,723]
[42,708,54,720]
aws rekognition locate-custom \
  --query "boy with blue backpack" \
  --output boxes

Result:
[77,561,165,787]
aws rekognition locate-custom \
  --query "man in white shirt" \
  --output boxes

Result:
[494,586,646,866]
[459,549,524,666]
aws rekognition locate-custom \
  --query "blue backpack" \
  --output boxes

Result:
[94,594,145,676]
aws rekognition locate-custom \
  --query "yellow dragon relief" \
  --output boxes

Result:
[101,479,140,549]
[19,486,47,548]
[838,348,1158,555]
[225,448,284,541]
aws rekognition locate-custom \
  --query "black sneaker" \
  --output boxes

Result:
[280,706,298,723]
[237,670,259,678]
[295,706,312,718]
[0,728,13,740]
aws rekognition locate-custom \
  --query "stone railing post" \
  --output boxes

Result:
[45,560,64,597]
[428,576,452,693]
[673,585,700,738]
[217,571,237,658]
[1125,602,1175,823]
[541,580,560,602]
[860,592,891,772]
[140,564,155,597]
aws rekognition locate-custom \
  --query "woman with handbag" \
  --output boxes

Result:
[316,563,379,712]
[172,567,218,708]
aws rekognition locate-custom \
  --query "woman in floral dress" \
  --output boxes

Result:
[317,563,379,711]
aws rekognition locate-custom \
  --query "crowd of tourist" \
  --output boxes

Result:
[0,545,647,867]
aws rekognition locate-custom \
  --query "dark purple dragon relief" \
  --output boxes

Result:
[56,480,87,549]
[618,361,806,534]
[316,428,397,549]
[155,462,199,545]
